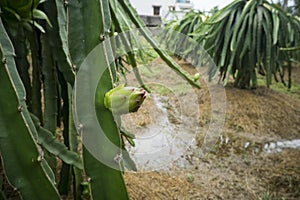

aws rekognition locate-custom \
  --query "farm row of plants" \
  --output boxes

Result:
[161,0,300,88]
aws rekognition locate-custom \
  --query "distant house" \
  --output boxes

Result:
[129,0,194,26]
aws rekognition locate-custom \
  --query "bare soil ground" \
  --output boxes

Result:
[124,58,300,200]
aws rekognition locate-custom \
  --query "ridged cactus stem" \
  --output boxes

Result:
[41,33,58,134]
[40,33,58,171]
[0,18,60,200]
[28,29,43,122]
[6,24,32,109]
[68,0,129,198]
[57,71,82,198]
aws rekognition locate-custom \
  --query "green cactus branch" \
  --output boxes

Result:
[118,0,201,89]
[0,18,60,200]
[30,114,82,170]
[7,24,32,109]
[65,82,83,200]
[109,1,150,91]
[41,34,58,134]
[43,0,75,85]
[27,29,43,121]
[68,0,129,199]
[57,73,82,198]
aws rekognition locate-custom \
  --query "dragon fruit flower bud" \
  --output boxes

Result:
[104,84,147,115]
[193,73,200,81]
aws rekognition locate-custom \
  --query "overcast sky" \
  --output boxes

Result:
[192,0,233,11]
[193,0,293,11]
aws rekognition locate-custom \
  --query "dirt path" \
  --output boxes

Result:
[123,58,300,200]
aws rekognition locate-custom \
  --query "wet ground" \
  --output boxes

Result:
[123,58,300,200]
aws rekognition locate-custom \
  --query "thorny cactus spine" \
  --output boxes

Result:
[104,84,147,115]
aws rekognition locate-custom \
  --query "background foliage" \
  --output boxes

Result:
[162,0,300,88]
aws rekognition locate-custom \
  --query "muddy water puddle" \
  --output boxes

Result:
[263,139,300,153]
[123,94,300,171]
[122,94,197,170]
[209,135,300,165]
